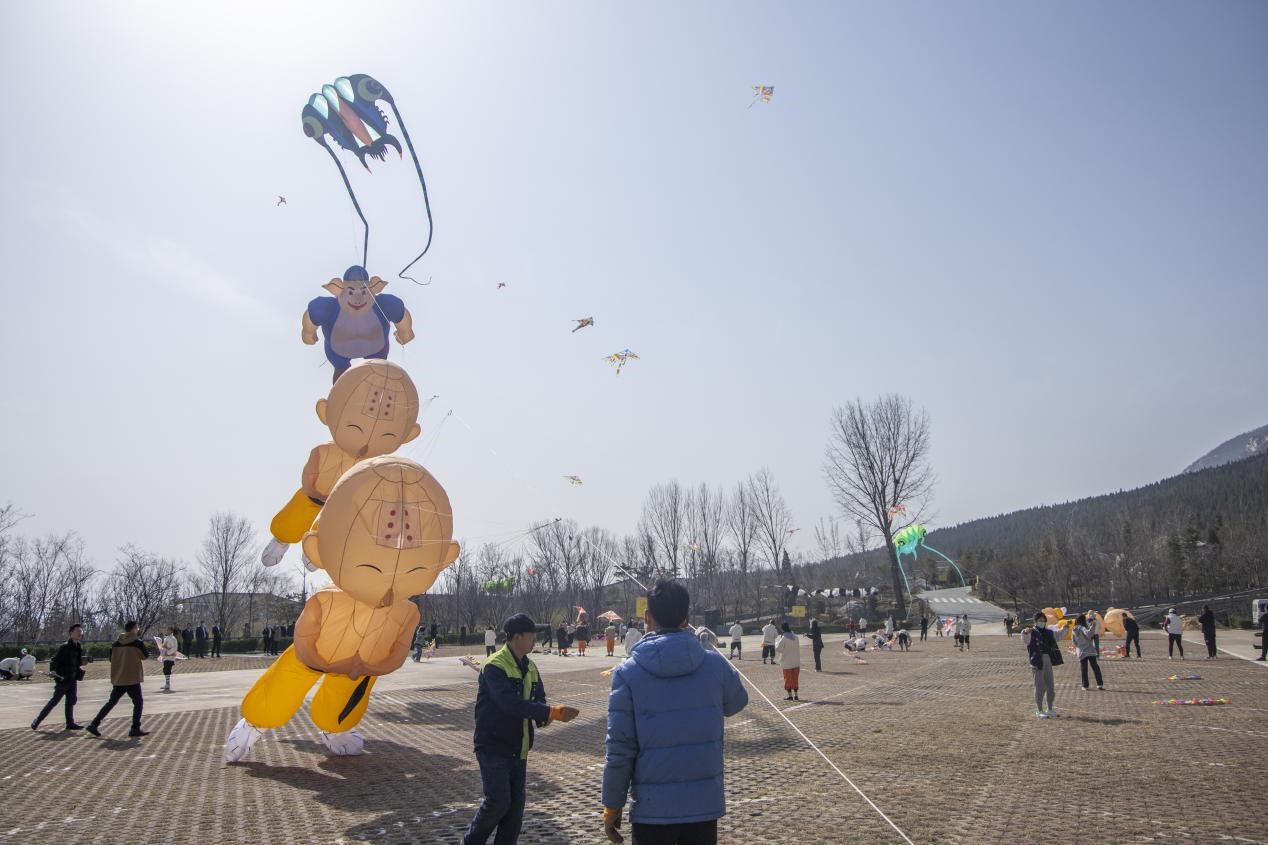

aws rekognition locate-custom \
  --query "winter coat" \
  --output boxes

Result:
[807,624,824,651]
[49,640,84,683]
[1123,616,1139,636]
[1164,613,1183,635]
[109,631,149,686]
[1024,626,1057,670]
[472,647,550,759]
[761,624,777,645]
[775,632,801,669]
[1198,609,1215,634]
[1072,624,1098,660]
[729,624,743,641]
[161,634,179,662]
[484,628,497,647]
[623,628,642,656]
[602,629,748,825]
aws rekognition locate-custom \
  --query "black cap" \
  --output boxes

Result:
[503,613,536,635]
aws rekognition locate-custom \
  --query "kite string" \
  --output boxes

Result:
[387,101,435,286]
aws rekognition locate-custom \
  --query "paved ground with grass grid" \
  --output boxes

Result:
[2,631,1264,844]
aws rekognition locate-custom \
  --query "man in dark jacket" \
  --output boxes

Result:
[603,580,748,845]
[262,625,273,655]
[181,625,194,657]
[211,624,223,658]
[463,613,578,845]
[1257,606,1267,661]
[1198,605,1217,659]
[87,621,150,738]
[1123,610,1141,657]
[31,623,86,731]
[195,622,209,658]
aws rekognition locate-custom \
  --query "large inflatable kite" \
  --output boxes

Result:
[226,456,460,761]
[303,266,415,381]
[891,523,966,602]
[301,74,434,282]
[261,360,422,568]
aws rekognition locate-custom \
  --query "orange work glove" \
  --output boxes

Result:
[549,704,579,723]
[603,807,624,843]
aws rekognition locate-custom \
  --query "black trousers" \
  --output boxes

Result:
[919,628,927,641]
[92,684,143,730]
[812,646,822,671]
[196,639,206,657]
[212,639,222,657]
[486,645,496,656]
[35,680,78,727]
[761,644,775,661]
[632,819,717,845]
[1125,630,1141,657]
[1080,657,1103,688]
[1168,634,1184,657]
[1203,630,1216,658]
[729,641,741,658]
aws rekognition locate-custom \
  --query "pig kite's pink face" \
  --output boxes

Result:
[340,281,374,312]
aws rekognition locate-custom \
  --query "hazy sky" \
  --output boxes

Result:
[3,2,1266,583]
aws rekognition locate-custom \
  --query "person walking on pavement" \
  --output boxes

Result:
[181,624,194,658]
[86,621,150,738]
[31,623,85,732]
[211,624,223,658]
[961,615,972,650]
[775,623,801,700]
[462,614,578,845]
[460,624,468,647]
[557,622,569,657]
[1198,604,1217,659]
[601,580,748,845]
[575,621,590,656]
[160,626,180,691]
[605,622,618,656]
[1122,609,1141,658]
[953,615,965,651]
[1023,611,1058,719]
[934,614,943,637]
[760,619,778,664]
[485,625,498,657]
[919,615,928,642]
[1073,613,1104,691]
[262,625,273,656]
[807,618,824,672]
[195,621,208,658]
[728,622,743,660]
[1088,611,1103,655]
[1164,608,1185,659]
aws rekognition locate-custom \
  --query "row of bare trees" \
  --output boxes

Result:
[0,506,300,643]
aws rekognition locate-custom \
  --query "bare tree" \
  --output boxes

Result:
[814,517,844,563]
[193,513,258,635]
[642,482,687,577]
[823,394,935,617]
[748,468,794,573]
[103,545,184,636]
[726,481,760,617]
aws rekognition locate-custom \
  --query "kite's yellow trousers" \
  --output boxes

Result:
[269,489,323,544]
[241,646,378,732]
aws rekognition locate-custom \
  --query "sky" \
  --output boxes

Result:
[2,1,1266,586]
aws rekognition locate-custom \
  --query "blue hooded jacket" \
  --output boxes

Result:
[602,629,748,824]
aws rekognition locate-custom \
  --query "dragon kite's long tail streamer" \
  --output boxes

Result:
[382,99,435,286]
[919,541,968,589]
[318,141,371,269]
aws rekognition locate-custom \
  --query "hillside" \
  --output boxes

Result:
[1183,423,1268,473]
[810,453,1268,612]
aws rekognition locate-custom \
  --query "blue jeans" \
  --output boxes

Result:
[462,751,527,845]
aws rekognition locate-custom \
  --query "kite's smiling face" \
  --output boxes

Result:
[301,458,461,608]
[318,360,422,460]
[341,282,373,311]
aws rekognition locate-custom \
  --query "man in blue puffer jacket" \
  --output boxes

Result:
[602,580,748,845]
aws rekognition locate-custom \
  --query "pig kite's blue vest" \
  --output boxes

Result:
[307,294,405,370]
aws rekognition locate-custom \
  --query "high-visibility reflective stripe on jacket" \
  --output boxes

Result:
[473,646,551,759]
